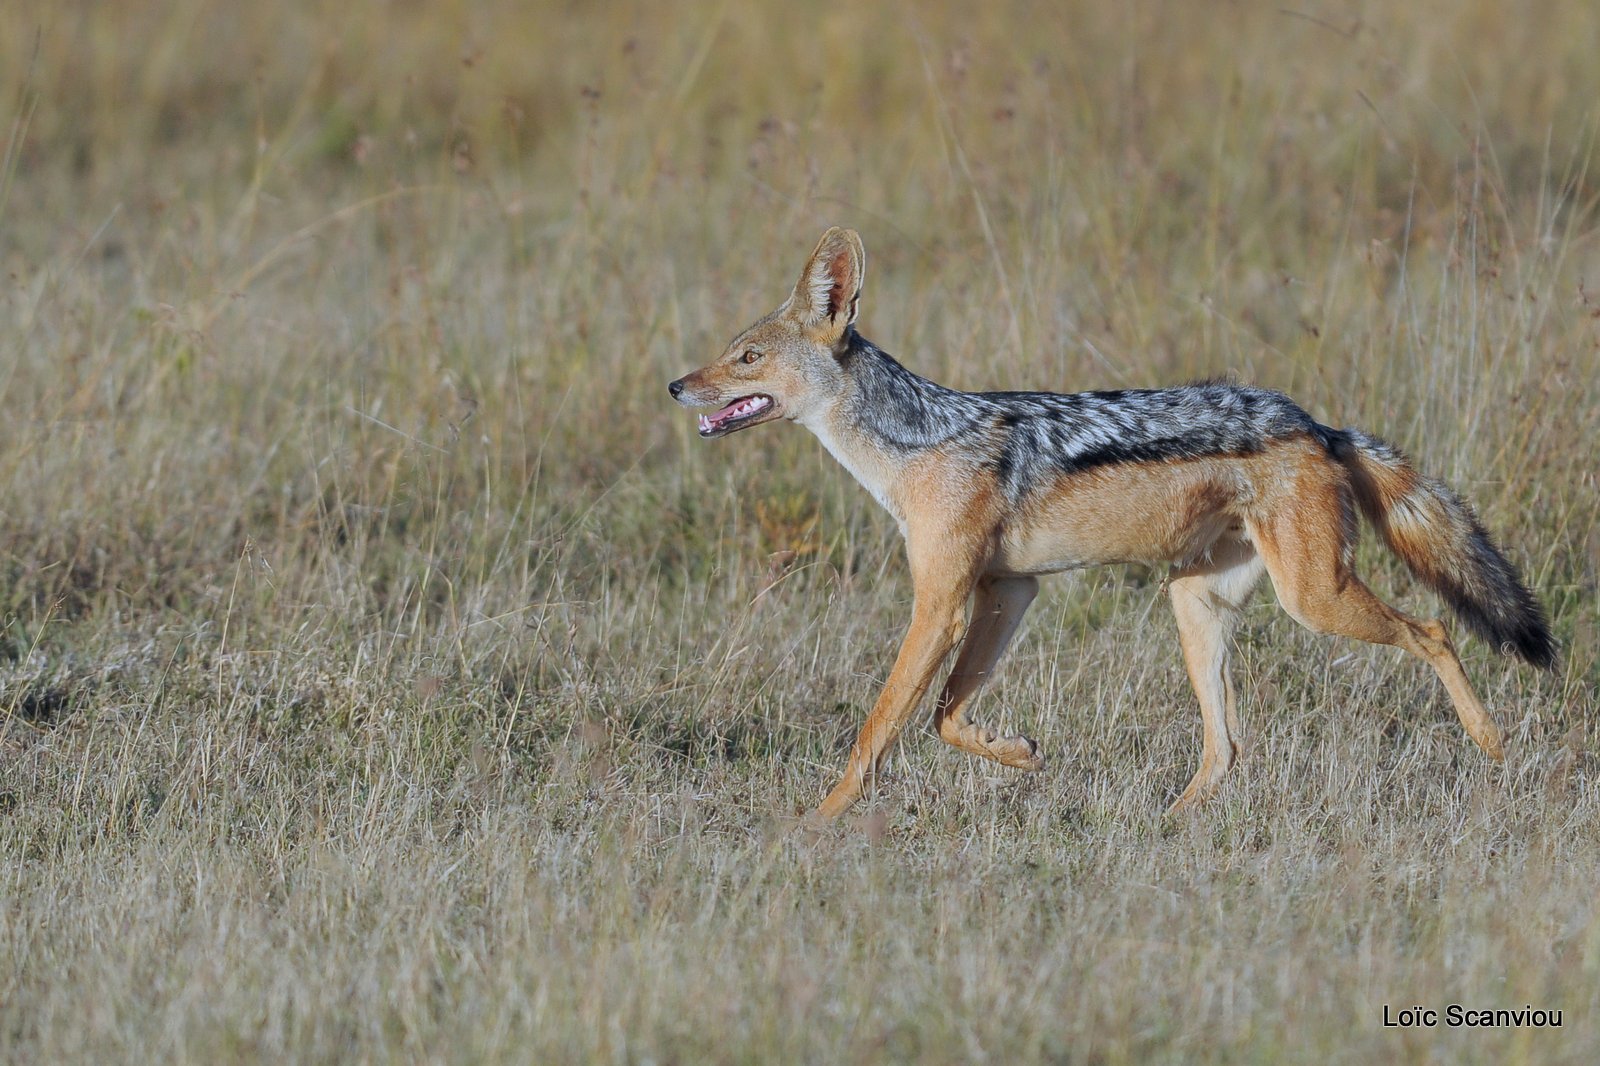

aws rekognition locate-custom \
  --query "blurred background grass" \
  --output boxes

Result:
[2,1,1598,1062]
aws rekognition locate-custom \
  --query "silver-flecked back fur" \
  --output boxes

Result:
[839,329,1334,501]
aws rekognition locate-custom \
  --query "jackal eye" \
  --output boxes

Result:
[741,348,761,364]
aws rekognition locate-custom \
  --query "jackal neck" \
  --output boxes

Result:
[833,331,988,452]
[792,333,993,523]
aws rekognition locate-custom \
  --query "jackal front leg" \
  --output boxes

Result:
[933,574,1044,771]
[813,569,977,820]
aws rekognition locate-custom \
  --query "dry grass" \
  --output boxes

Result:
[2,1,1599,1061]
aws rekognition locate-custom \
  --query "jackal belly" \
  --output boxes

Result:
[993,458,1249,575]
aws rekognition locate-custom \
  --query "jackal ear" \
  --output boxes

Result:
[790,226,864,344]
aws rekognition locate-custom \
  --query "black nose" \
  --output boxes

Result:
[668,379,684,399]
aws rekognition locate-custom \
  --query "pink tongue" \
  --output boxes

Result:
[710,399,747,421]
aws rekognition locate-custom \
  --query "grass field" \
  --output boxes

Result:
[2,1,1599,1061]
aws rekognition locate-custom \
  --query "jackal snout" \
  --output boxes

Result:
[665,365,731,409]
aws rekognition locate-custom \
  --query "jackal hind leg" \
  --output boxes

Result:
[1249,493,1505,761]
[933,575,1044,771]
[1167,539,1266,813]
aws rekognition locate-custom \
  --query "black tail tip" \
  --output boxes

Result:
[1451,582,1558,670]
[1506,622,1559,671]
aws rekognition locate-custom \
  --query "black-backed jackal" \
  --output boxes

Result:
[669,228,1555,820]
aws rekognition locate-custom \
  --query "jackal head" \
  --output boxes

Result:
[668,227,864,438]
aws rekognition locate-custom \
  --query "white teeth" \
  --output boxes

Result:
[697,396,770,435]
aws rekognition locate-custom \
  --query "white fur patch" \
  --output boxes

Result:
[805,261,834,321]
[805,414,901,522]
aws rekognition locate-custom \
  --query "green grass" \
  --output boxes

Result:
[2,1,1598,1061]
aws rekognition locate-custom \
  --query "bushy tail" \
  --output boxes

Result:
[1331,429,1556,669]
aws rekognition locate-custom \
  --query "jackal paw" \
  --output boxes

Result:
[988,733,1045,772]
[1166,768,1225,815]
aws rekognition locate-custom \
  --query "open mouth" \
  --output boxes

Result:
[697,394,776,438]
